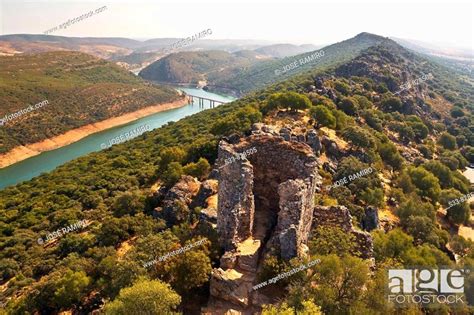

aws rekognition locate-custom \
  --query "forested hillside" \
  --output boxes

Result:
[0,51,180,154]
[139,50,263,84]
[0,37,473,314]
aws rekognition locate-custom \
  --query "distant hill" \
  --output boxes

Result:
[1,32,473,315]
[0,35,275,60]
[212,32,389,95]
[392,37,473,79]
[392,37,473,60]
[134,38,274,53]
[334,40,473,112]
[139,32,388,95]
[0,35,319,71]
[255,43,321,58]
[0,51,180,154]
[0,34,141,59]
[139,50,265,84]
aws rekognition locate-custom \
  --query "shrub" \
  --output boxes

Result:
[310,105,336,128]
[342,126,376,149]
[104,278,181,315]
[266,92,311,112]
[438,133,457,150]
[381,97,403,112]
[338,97,359,116]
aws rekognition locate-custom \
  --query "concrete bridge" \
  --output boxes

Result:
[185,93,225,108]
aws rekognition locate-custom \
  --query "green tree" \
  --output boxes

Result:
[332,109,351,130]
[334,81,350,95]
[266,92,311,112]
[450,107,465,118]
[162,162,183,187]
[438,133,457,150]
[408,121,429,141]
[111,190,145,217]
[53,270,90,309]
[159,147,186,170]
[309,226,357,257]
[166,249,212,294]
[422,160,453,189]
[97,256,143,299]
[310,105,336,128]
[342,126,376,149]
[97,217,131,247]
[183,157,211,180]
[373,229,414,263]
[406,166,441,202]
[104,278,181,315]
[397,198,436,225]
[0,258,19,282]
[261,301,322,315]
[338,97,359,116]
[309,255,369,314]
[378,142,403,170]
[353,95,373,109]
[381,97,403,112]
[447,202,470,225]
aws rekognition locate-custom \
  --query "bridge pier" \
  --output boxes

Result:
[184,93,225,109]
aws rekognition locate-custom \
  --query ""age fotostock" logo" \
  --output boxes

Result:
[387,268,471,306]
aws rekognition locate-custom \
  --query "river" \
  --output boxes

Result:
[0,88,235,190]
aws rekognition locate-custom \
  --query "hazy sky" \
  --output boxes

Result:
[1,0,473,49]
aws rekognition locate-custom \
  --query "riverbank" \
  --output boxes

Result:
[0,97,188,168]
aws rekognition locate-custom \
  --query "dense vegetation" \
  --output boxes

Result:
[139,50,262,84]
[138,33,387,96]
[0,36,473,314]
[0,51,180,154]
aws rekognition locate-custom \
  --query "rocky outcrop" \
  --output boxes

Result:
[153,175,201,225]
[312,205,374,259]
[210,268,253,307]
[191,179,218,209]
[321,136,343,158]
[306,130,322,155]
[361,206,379,231]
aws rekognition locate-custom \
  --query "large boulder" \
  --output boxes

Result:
[306,130,321,155]
[361,206,379,231]
[321,136,342,158]
[156,175,201,225]
[210,269,252,307]
[191,179,218,209]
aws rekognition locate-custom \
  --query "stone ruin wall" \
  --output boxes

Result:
[217,134,320,259]
[312,205,374,259]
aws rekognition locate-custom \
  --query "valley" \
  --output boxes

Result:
[0,87,235,189]
[0,3,473,312]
